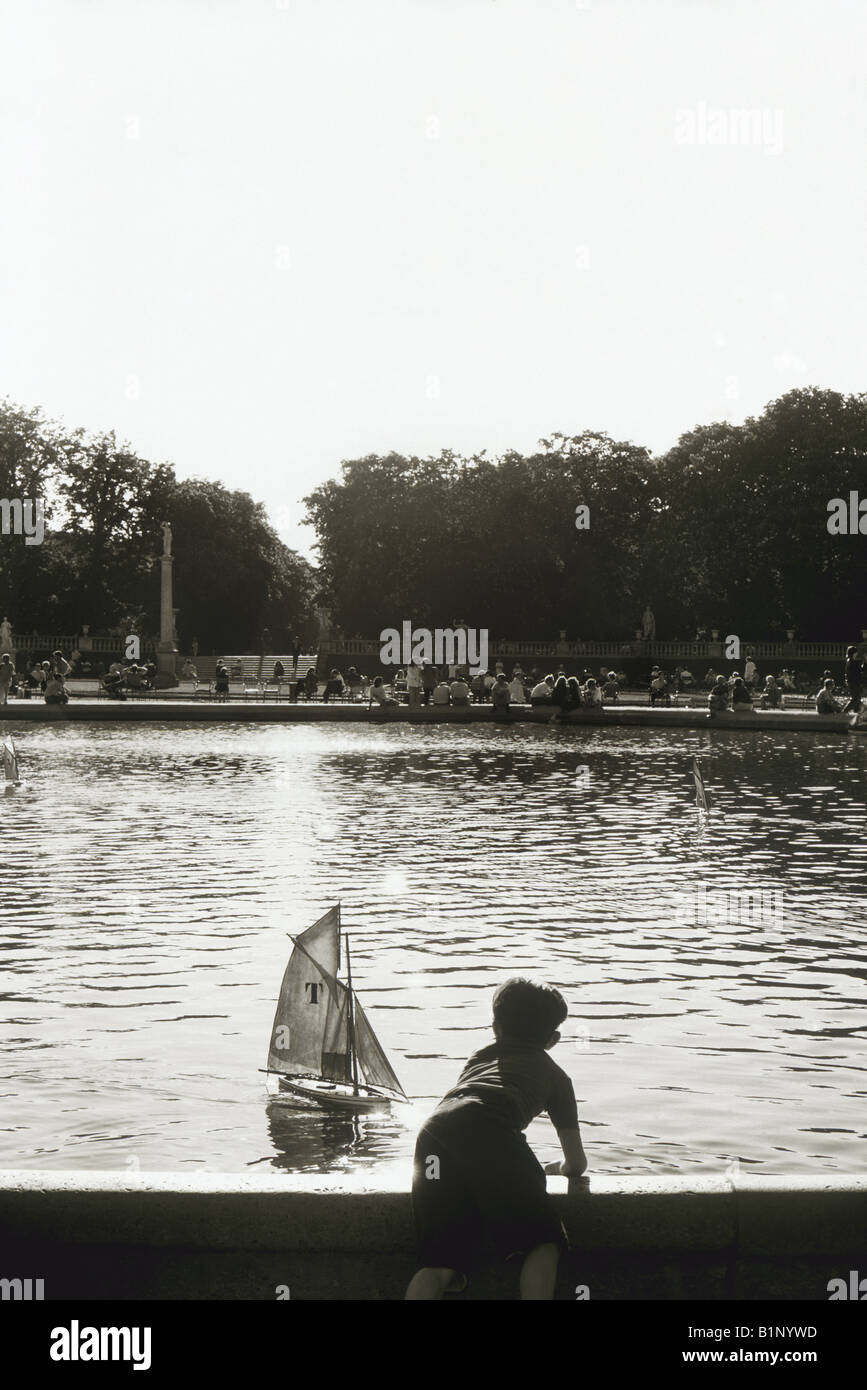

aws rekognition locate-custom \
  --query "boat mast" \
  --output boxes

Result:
[343,913,360,1096]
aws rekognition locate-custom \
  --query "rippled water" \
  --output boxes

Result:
[1,721,865,1178]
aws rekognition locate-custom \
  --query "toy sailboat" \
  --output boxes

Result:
[692,755,710,813]
[2,735,21,787]
[264,905,407,1111]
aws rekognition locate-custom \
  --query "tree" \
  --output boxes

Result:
[0,399,75,631]
[166,479,316,652]
[59,433,175,631]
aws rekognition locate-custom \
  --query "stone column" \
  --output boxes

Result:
[155,523,178,688]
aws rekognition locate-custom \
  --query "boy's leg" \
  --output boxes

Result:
[519,1242,561,1301]
[408,1120,476,1299]
[465,1123,567,1298]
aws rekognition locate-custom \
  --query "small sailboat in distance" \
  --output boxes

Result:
[264,905,407,1110]
[2,735,21,788]
[692,755,710,813]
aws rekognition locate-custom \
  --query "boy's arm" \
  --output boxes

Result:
[544,1125,587,1177]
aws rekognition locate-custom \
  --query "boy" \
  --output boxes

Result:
[405,978,587,1300]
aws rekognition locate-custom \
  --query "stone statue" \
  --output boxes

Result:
[0,617,12,651]
[161,522,173,557]
[641,606,656,641]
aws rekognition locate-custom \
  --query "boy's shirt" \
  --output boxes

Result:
[433,1041,578,1134]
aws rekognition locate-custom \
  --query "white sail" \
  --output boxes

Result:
[353,996,406,1096]
[297,905,340,975]
[267,907,342,1076]
[692,756,709,812]
[2,737,20,784]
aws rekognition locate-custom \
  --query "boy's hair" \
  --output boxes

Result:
[492,978,568,1045]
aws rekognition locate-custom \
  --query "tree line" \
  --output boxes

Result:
[304,388,867,642]
[3,386,865,652]
[0,401,316,652]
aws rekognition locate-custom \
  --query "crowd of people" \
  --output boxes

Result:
[703,646,864,717]
[0,649,75,705]
[101,658,159,699]
[0,648,162,704]
[309,661,623,712]
[308,648,866,721]
[1,644,863,719]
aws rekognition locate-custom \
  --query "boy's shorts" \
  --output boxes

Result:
[412,1100,567,1273]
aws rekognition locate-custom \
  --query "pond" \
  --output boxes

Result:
[1,721,865,1178]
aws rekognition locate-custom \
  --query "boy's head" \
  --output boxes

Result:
[492,978,568,1048]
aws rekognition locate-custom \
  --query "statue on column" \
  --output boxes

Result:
[162,522,173,557]
[0,617,12,652]
[641,606,656,640]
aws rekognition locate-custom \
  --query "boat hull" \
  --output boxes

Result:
[276,1076,400,1110]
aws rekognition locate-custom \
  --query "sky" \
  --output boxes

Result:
[1,0,865,559]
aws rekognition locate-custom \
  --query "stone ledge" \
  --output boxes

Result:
[1,1171,864,1256]
[0,699,855,732]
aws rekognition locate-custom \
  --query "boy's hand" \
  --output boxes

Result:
[544,1159,587,1177]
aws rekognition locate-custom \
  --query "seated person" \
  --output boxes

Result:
[302,667,318,699]
[780,669,796,691]
[450,677,471,706]
[273,659,285,681]
[369,676,398,707]
[550,676,571,712]
[815,678,842,714]
[760,675,781,708]
[28,661,44,690]
[678,667,695,688]
[102,670,127,699]
[530,675,554,706]
[346,666,364,699]
[471,672,487,703]
[507,674,527,704]
[432,680,451,705]
[707,675,729,714]
[181,659,199,683]
[730,677,752,708]
[214,660,230,700]
[125,664,142,690]
[491,675,511,713]
[601,671,619,703]
[583,678,603,709]
[566,676,583,709]
[649,668,670,705]
[322,669,345,702]
[44,673,69,705]
[393,668,408,695]
[483,670,496,698]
